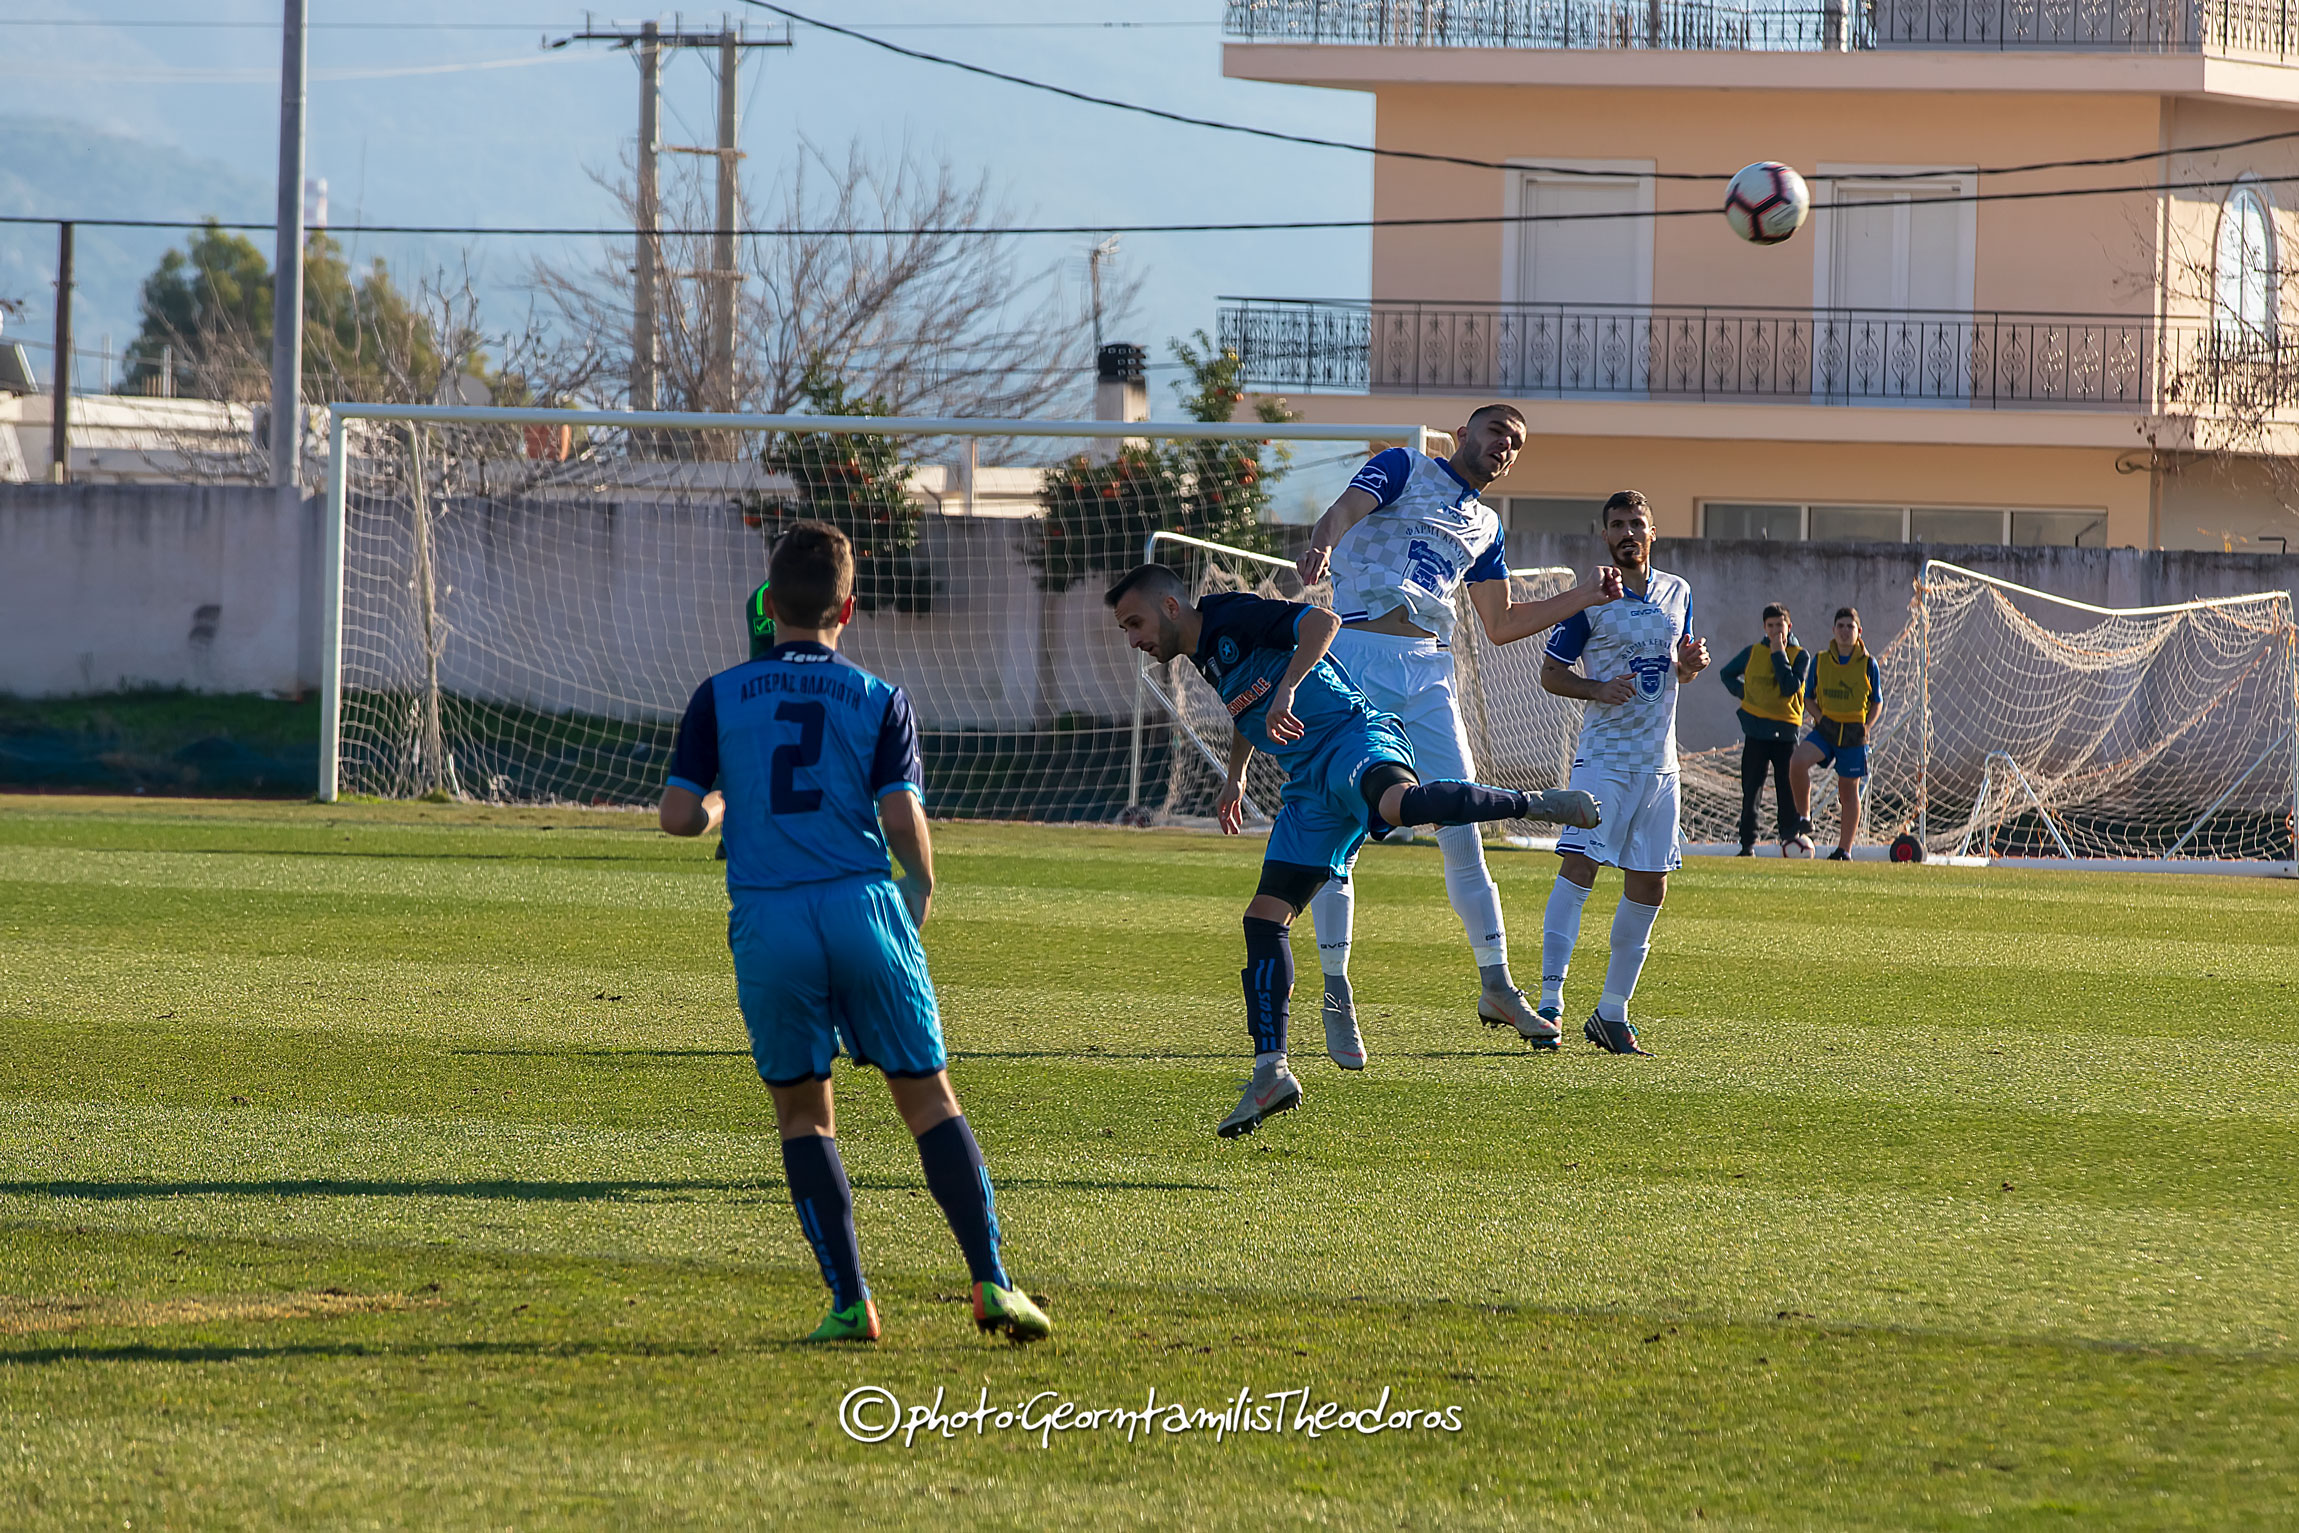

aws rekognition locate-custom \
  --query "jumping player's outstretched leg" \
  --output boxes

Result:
[1371,774,1601,834]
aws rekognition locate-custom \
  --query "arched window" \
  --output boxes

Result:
[2215,184,2276,347]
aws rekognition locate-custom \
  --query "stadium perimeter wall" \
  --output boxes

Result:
[4,481,2297,756]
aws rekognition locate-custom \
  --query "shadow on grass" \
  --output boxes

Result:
[0,1176,1218,1201]
[446,1048,749,1060]
[0,1337,770,1367]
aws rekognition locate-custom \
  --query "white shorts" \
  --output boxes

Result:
[1554,762,1683,873]
[1326,627,1474,781]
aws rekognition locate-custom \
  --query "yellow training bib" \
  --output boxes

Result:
[1815,642,1874,724]
[1738,641,1807,726]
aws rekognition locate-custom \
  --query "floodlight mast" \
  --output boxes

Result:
[313,405,1436,803]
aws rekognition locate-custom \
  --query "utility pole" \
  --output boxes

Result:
[557,15,789,416]
[271,0,308,491]
[712,26,739,414]
[633,21,659,411]
[49,222,72,485]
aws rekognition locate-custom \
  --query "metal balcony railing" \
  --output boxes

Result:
[1223,0,2299,56]
[1219,298,2299,412]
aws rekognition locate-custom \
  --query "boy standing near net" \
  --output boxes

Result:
[1107,562,1601,1136]
[660,521,1048,1346]
[1535,491,1708,1056]
[1719,603,1813,856]
[1292,404,1621,1061]
[1793,606,1883,861]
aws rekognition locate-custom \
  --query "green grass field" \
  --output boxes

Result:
[3,795,2297,1528]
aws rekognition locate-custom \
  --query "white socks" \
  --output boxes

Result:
[1597,897,1662,1024]
[1309,877,1354,981]
[1437,823,1510,972]
[1539,876,1593,1012]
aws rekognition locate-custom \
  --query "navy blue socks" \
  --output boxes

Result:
[916,1115,1010,1290]
[1396,779,1529,826]
[781,1133,868,1310]
[1242,916,1294,1056]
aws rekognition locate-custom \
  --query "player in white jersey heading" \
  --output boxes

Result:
[1535,490,1708,1055]
[1294,404,1621,1064]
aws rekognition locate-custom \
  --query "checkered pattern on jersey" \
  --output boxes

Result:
[1329,449,1507,645]
[1546,569,1695,773]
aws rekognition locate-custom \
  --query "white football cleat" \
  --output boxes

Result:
[1323,995,1367,1071]
[1480,986,1562,1050]
[1218,1059,1303,1138]
[1520,789,1602,830]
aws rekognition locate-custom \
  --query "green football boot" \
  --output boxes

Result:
[802,1296,880,1343]
[973,1281,1051,1343]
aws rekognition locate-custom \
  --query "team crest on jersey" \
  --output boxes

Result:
[1401,539,1456,595]
[1630,654,1671,699]
[1215,635,1241,668]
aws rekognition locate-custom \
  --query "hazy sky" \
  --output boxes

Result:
[0,1,1376,423]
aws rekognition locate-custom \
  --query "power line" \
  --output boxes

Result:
[8,168,2299,240]
[0,15,1209,29]
[740,1,2299,186]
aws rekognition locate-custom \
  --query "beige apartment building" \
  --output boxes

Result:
[1220,0,2299,552]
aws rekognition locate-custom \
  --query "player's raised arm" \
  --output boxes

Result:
[1296,484,1380,585]
[1469,565,1623,647]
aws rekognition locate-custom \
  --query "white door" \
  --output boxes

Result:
[1821,182,1967,401]
[1514,174,1649,395]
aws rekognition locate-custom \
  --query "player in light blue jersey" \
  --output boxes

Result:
[1536,491,1710,1056]
[660,521,1048,1346]
[1296,404,1620,1059]
[1106,563,1599,1136]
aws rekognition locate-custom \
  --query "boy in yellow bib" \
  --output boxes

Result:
[1792,606,1882,861]
[1719,602,1812,857]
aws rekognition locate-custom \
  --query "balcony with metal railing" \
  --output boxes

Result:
[1224,0,2299,58]
[1217,297,2295,414]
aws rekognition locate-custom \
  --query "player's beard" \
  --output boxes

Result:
[1611,536,1650,577]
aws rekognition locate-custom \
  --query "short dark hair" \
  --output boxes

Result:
[1465,402,1527,433]
[1762,602,1790,623]
[1602,490,1651,519]
[1104,563,1189,609]
[767,520,854,629]
[1835,605,1860,624]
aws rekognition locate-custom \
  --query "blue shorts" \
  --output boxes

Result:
[1805,729,1869,780]
[728,874,946,1087]
[1265,713,1416,880]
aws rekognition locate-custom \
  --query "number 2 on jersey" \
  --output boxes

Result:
[770,700,825,814]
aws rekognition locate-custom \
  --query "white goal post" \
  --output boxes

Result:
[316,403,1444,814]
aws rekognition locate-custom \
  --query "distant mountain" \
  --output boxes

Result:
[0,116,270,389]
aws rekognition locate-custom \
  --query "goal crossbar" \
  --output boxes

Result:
[1922,558,2290,618]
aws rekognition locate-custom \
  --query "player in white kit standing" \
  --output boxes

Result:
[1536,490,1709,1055]
[1295,404,1620,1063]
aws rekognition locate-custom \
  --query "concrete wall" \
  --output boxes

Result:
[0,482,319,698]
[6,483,2294,760]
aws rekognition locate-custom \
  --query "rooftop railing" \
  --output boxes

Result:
[1219,297,2299,412]
[1223,0,2299,57]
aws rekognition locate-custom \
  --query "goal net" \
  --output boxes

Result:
[321,405,1470,821]
[1677,560,2298,864]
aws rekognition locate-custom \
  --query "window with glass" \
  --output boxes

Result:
[1505,497,1605,565]
[1702,503,1804,540]
[1910,507,2008,543]
[1809,505,1908,542]
[2011,510,2106,547]
[2215,185,2277,350]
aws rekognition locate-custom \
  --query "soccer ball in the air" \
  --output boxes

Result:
[1724,161,1810,246]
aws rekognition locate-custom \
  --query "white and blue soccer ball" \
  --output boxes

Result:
[1724,161,1810,247]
